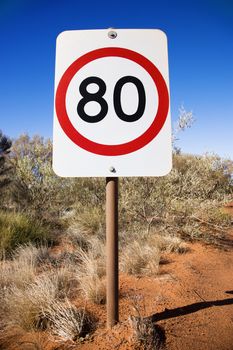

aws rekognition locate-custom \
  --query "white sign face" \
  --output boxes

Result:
[53,29,172,177]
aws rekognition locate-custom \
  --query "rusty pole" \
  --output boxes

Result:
[106,177,119,328]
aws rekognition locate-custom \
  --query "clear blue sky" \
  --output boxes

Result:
[0,0,232,159]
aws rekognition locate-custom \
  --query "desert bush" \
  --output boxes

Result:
[168,199,232,244]
[120,154,232,224]
[2,132,232,251]
[192,202,232,227]
[119,153,232,244]
[0,211,50,258]
[70,206,105,236]
[172,153,233,200]
[10,135,75,223]
[71,177,105,209]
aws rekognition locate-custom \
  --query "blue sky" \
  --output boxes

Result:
[0,0,232,159]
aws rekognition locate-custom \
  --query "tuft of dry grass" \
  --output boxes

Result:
[120,241,161,276]
[46,267,79,300]
[65,226,92,251]
[3,278,56,330]
[129,315,166,350]
[41,299,96,341]
[151,234,188,254]
[75,248,106,304]
[78,274,106,305]
[0,256,36,291]
[1,271,91,336]
[13,242,51,267]
[2,271,74,328]
[128,294,166,350]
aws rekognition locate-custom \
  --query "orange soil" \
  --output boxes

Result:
[73,238,233,350]
[76,205,233,349]
[3,208,233,350]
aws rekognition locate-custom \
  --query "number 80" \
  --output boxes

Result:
[77,76,146,123]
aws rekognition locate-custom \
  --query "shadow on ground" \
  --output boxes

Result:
[149,297,233,322]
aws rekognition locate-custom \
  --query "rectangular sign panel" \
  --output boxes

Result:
[53,29,172,177]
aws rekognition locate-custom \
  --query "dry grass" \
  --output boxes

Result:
[0,256,36,291]
[2,270,75,328]
[129,315,166,350]
[78,274,106,305]
[0,146,232,345]
[0,243,52,293]
[41,299,96,341]
[65,225,92,251]
[120,241,161,276]
[13,242,50,266]
[0,237,104,333]
[75,248,106,304]
[70,206,105,236]
[1,272,95,340]
[3,278,56,330]
[151,234,188,253]
[128,294,166,350]
[46,267,79,300]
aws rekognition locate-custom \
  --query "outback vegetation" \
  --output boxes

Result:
[0,110,232,349]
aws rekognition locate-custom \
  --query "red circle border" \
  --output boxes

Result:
[55,47,169,156]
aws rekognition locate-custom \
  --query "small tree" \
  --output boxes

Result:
[11,134,75,222]
[0,130,12,189]
[172,105,195,153]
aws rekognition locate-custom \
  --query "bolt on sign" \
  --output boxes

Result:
[53,29,172,177]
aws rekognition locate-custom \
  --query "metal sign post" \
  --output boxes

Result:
[106,177,119,327]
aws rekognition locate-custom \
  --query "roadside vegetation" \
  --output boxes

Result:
[0,113,232,348]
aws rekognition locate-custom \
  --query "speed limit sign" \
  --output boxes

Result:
[53,29,172,177]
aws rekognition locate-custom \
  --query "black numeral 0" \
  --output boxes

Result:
[77,76,146,123]
[77,77,108,123]
[114,76,146,122]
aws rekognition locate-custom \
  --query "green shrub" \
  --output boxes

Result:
[0,211,50,257]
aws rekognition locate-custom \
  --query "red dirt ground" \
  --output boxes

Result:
[2,207,233,350]
[74,238,233,350]
[74,204,233,349]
